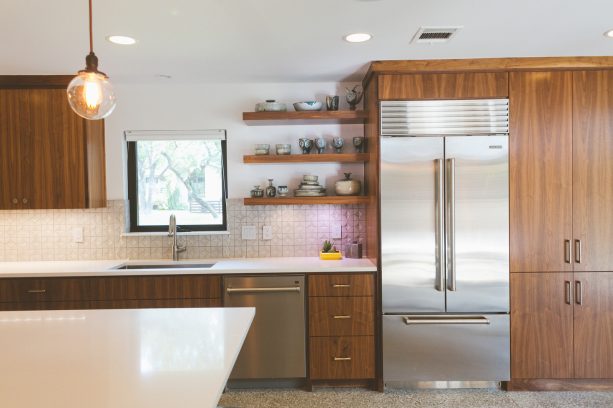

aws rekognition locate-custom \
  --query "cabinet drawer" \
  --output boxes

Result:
[309,297,374,336]
[0,301,90,311]
[91,275,221,300]
[89,298,222,309]
[0,278,90,302]
[309,336,375,380]
[308,274,374,297]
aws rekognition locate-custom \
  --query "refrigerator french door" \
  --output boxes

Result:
[381,135,510,385]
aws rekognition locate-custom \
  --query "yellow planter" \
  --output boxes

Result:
[320,251,342,260]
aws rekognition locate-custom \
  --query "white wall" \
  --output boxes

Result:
[104,81,363,200]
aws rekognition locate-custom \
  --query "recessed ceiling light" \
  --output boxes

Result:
[344,33,372,43]
[605,29,613,38]
[106,35,137,45]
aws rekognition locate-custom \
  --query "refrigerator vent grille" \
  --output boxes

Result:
[380,99,509,136]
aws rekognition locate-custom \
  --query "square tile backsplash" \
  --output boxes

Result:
[0,199,366,261]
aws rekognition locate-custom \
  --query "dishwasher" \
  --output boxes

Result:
[223,275,305,383]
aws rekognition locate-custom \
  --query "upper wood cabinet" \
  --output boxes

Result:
[509,71,573,273]
[0,83,106,209]
[572,71,613,271]
[378,72,508,100]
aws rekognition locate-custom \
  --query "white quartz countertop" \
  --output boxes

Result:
[0,307,255,408]
[0,257,377,278]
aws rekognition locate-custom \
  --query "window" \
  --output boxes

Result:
[126,130,228,232]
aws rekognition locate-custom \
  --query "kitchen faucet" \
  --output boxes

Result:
[168,214,186,261]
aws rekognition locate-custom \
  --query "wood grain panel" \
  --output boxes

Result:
[0,301,90,311]
[0,89,27,209]
[89,298,221,309]
[378,73,508,100]
[91,275,221,300]
[0,278,90,302]
[84,119,107,208]
[510,273,574,379]
[573,71,613,271]
[309,297,374,336]
[504,379,613,391]
[309,336,375,380]
[308,273,374,297]
[363,75,380,265]
[509,71,573,272]
[26,89,87,209]
[573,272,613,378]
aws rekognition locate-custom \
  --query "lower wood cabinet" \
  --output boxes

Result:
[307,273,376,382]
[511,272,613,382]
[0,275,222,311]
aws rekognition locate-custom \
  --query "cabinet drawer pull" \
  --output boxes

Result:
[575,281,583,305]
[574,240,582,264]
[27,289,46,294]
[12,198,18,205]
[564,281,572,305]
[22,198,28,204]
[332,284,351,288]
[333,315,352,319]
[333,357,352,361]
[564,240,571,264]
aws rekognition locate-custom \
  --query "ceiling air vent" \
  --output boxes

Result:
[411,26,462,44]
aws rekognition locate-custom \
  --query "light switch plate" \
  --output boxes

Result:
[262,225,273,240]
[242,225,257,240]
[331,225,342,239]
[72,227,84,243]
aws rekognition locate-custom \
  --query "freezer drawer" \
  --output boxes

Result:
[383,314,509,385]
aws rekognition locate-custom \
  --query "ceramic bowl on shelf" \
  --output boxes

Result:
[276,144,291,155]
[255,100,287,112]
[254,144,270,155]
[335,173,361,196]
[293,101,323,111]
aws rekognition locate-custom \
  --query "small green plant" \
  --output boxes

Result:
[321,240,338,253]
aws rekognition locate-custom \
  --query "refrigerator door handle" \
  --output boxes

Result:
[403,315,490,325]
[435,158,445,292]
[446,158,456,291]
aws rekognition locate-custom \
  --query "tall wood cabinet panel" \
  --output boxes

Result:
[0,79,106,209]
[378,72,508,100]
[572,71,613,271]
[573,272,613,379]
[510,273,574,379]
[509,71,573,272]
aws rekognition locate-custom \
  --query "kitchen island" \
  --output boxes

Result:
[0,307,255,408]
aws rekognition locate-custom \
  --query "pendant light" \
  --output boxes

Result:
[67,0,116,120]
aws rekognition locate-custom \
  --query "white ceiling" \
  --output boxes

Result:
[2,0,613,83]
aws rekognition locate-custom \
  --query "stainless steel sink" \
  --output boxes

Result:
[112,263,216,270]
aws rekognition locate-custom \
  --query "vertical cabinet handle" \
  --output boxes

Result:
[434,158,445,292]
[574,240,582,264]
[564,281,572,305]
[564,240,571,264]
[575,281,583,305]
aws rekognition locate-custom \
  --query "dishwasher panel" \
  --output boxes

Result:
[224,275,306,379]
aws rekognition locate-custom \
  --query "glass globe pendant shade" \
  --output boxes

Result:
[67,70,116,120]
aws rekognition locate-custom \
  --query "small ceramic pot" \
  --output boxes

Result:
[265,179,276,198]
[254,144,270,155]
[352,137,365,153]
[250,186,264,198]
[332,137,344,153]
[303,175,318,182]
[276,144,291,155]
[315,137,326,154]
[335,173,361,196]
[326,96,339,111]
[277,185,288,197]
[293,101,323,111]
[299,138,314,154]
[255,100,287,112]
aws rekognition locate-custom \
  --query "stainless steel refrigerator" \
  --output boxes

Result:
[380,99,510,388]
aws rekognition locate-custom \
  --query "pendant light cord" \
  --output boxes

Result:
[89,0,93,53]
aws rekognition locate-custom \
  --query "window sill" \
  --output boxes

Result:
[121,231,230,237]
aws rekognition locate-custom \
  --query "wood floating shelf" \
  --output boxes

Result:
[243,196,370,206]
[242,110,366,124]
[243,153,369,164]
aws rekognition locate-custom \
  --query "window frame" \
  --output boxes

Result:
[126,134,228,233]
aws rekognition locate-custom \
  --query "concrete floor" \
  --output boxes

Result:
[219,388,613,408]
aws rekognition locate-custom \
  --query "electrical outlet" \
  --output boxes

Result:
[242,225,257,240]
[331,225,342,239]
[262,225,273,240]
[72,227,84,243]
